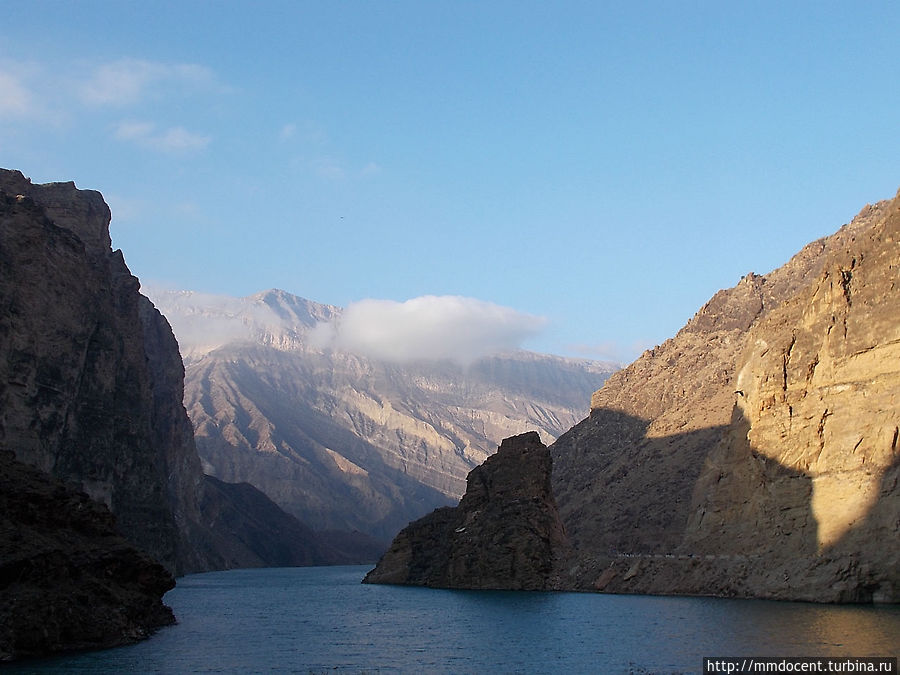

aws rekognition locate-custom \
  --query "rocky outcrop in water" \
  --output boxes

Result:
[0,450,175,661]
[363,431,568,589]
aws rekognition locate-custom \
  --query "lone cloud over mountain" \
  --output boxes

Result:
[149,287,617,541]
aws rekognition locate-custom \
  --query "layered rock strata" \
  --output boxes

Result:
[150,288,616,541]
[368,190,899,603]
[363,431,568,589]
[554,191,900,602]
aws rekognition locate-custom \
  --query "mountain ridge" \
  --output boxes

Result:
[149,287,618,540]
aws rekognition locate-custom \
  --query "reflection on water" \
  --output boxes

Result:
[7,566,899,674]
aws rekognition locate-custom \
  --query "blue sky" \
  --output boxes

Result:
[2,1,898,362]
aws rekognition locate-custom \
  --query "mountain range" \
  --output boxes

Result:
[148,288,617,541]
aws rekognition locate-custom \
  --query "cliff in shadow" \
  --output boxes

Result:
[367,189,899,602]
[363,432,568,589]
[0,169,377,659]
[0,450,175,661]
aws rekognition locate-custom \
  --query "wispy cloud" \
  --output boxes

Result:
[312,157,346,180]
[310,295,546,364]
[105,193,145,223]
[0,70,33,117]
[80,58,220,106]
[279,119,327,145]
[280,123,297,140]
[567,339,652,364]
[114,120,211,153]
[361,161,382,176]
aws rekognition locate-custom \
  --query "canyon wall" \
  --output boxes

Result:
[554,191,899,602]
[368,190,899,603]
[0,169,372,578]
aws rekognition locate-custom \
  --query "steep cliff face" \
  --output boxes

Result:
[0,450,175,661]
[363,431,568,589]
[0,170,374,586]
[677,193,900,601]
[0,170,180,570]
[149,288,616,541]
[375,191,899,601]
[553,192,899,602]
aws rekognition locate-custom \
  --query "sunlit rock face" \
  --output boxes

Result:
[150,288,617,541]
[733,222,899,551]
[685,193,899,600]
[551,191,899,602]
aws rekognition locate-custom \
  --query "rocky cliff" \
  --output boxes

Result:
[0,450,175,661]
[553,190,899,602]
[367,190,899,603]
[149,288,616,541]
[0,169,378,659]
[0,171,184,569]
[363,431,568,589]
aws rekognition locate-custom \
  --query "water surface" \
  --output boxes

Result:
[7,565,899,674]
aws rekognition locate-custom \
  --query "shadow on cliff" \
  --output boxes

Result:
[552,404,898,600]
[826,451,900,601]
[551,405,814,557]
[549,407,805,558]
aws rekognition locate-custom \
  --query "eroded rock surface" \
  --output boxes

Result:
[382,190,900,602]
[554,191,899,602]
[363,431,568,589]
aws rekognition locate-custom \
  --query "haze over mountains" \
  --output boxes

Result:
[148,288,617,540]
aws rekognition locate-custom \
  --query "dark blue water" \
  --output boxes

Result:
[7,565,899,674]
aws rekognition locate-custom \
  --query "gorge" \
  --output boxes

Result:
[367,189,900,603]
[2,169,897,661]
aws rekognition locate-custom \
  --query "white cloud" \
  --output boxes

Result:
[313,157,345,179]
[114,120,156,140]
[0,70,33,117]
[361,161,382,176]
[310,295,546,364]
[280,123,297,140]
[80,58,219,106]
[114,120,210,153]
[279,120,330,145]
